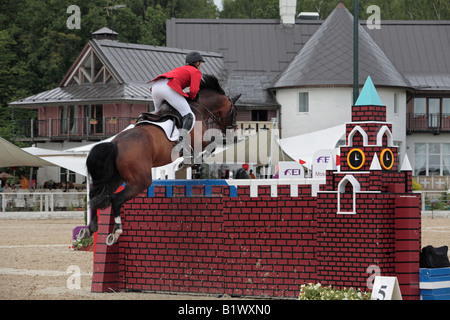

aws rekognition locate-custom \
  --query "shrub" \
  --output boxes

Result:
[298,283,371,300]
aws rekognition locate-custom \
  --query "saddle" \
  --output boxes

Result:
[136,102,183,128]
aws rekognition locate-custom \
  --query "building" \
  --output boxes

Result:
[10,28,225,184]
[166,1,450,189]
[10,2,450,189]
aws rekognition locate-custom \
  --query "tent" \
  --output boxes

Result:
[278,124,346,166]
[0,136,54,168]
[22,125,136,177]
[204,129,293,166]
[21,147,89,177]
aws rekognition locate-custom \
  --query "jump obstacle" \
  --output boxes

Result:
[91,78,422,299]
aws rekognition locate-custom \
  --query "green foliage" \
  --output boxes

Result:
[1,0,448,144]
[412,179,423,191]
[72,235,93,250]
[299,283,371,300]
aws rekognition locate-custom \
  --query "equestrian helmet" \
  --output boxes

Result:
[186,51,205,64]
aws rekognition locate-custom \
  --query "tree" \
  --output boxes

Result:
[220,0,279,19]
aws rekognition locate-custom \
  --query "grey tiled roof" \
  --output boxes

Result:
[90,40,226,85]
[11,40,226,107]
[10,83,152,107]
[167,11,449,97]
[167,18,322,106]
[364,21,450,91]
[272,4,411,89]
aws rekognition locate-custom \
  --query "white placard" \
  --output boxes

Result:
[311,149,335,179]
[371,276,402,300]
[278,161,305,179]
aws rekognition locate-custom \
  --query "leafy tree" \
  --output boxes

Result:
[220,0,279,18]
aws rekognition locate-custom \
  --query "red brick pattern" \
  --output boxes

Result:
[352,105,386,122]
[91,103,422,299]
[92,182,421,299]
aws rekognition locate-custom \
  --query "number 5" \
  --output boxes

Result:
[375,285,387,300]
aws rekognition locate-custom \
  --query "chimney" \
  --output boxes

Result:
[298,12,319,20]
[280,0,297,25]
[92,27,119,41]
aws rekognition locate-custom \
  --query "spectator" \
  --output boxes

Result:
[20,175,29,189]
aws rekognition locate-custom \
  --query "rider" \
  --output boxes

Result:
[149,51,205,159]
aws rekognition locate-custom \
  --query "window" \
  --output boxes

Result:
[428,143,440,175]
[414,143,450,176]
[444,98,450,115]
[444,144,450,176]
[60,168,76,183]
[252,110,268,121]
[68,49,116,85]
[414,143,426,176]
[86,105,103,134]
[393,93,399,115]
[61,105,77,135]
[298,92,309,113]
[414,98,426,116]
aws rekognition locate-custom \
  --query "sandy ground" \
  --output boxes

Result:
[0,217,449,300]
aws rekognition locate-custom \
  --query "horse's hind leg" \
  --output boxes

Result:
[105,184,145,246]
[78,205,98,239]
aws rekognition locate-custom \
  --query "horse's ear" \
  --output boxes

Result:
[231,93,242,104]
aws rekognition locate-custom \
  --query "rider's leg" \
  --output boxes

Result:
[150,79,168,111]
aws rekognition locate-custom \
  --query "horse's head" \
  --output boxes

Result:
[194,75,241,133]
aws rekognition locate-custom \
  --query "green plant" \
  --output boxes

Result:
[298,283,371,300]
[72,236,93,251]
[412,179,422,191]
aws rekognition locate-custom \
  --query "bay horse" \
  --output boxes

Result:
[79,75,240,245]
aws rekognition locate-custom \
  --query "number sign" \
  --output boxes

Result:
[371,276,402,300]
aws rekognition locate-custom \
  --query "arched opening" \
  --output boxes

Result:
[337,175,360,214]
[348,126,368,147]
[376,125,394,147]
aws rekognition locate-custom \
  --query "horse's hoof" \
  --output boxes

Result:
[106,228,122,246]
[78,228,91,239]
[106,233,117,246]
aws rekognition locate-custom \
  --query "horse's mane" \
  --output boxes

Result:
[200,75,225,95]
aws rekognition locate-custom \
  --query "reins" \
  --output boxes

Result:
[189,96,236,131]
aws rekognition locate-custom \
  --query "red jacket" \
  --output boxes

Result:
[151,65,202,100]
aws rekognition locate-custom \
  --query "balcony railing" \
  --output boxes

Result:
[236,121,273,137]
[14,117,137,142]
[407,113,450,134]
[14,118,274,142]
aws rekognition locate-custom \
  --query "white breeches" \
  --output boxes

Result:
[151,78,195,124]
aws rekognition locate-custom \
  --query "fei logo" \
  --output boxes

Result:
[278,161,305,179]
[67,5,81,30]
[316,156,330,163]
[284,169,303,176]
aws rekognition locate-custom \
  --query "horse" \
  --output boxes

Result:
[78,75,240,245]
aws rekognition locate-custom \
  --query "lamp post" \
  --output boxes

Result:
[353,0,359,104]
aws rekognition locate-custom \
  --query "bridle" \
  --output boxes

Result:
[189,96,237,132]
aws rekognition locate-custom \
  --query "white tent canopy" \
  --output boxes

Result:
[278,124,346,166]
[0,136,54,168]
[204,129,293,166]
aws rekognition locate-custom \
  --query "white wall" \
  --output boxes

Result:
[276,86,407,157]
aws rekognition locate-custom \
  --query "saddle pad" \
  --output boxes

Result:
[136,119,180,142]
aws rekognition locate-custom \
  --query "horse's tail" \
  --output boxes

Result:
[86,142,118,210]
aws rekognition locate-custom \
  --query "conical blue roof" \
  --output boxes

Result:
[355,76,383,106]
[272,3,411,89]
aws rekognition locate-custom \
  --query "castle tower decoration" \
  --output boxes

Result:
[315,76,421,299]
[91,76,422,300]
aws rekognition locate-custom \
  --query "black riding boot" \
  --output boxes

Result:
[173,114,194,163]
